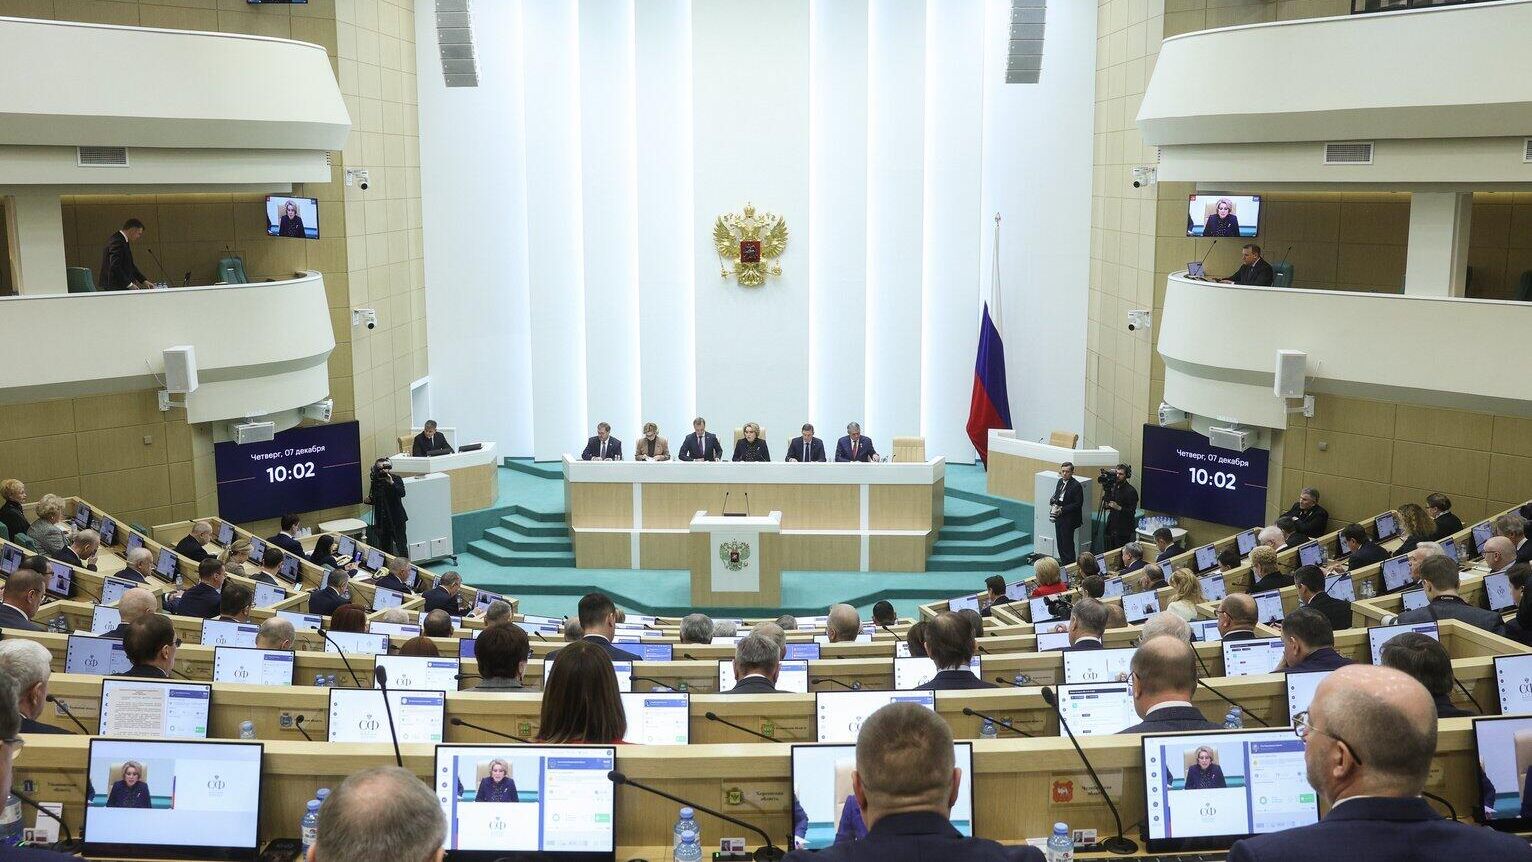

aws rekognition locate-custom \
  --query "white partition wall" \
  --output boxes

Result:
[417,0,1097,462]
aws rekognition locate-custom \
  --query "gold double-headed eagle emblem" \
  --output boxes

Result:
[713,202,788,287]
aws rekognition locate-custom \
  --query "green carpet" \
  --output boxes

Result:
[427,460,1034,620]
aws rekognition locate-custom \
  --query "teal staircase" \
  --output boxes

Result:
[465,504,574,568]
[925,495,1033,572]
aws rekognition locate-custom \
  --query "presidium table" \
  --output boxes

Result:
[562,456,946,581]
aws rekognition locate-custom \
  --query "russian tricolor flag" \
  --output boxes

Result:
[966,222,1012,464]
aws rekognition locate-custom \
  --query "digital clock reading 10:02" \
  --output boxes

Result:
[265,462,317,483]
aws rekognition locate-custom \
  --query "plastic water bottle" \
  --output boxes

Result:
[1359,578,1376,599]
[1013,673,1031,687]
[47,616,67,634]
[0,793,22,847]
[327,674,338,687]
[239,720,256,740]
[314,674,328,687]
[673,807,697,850]
[1046,822,1073,862]
[316,787,331,806]
[980,720,998,741]
[1224,707,1243,730]
[300,799,320,854]
[674,824,702,862]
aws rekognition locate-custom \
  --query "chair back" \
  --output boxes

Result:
[892,436,926,463]
[732,426,767,446]
[66,266,96,293]
[397,434,415,454]
[1048,431,1079,449]
[217,256,248,284]
[1272,262,1294,288]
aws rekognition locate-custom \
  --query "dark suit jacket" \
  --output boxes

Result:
[551,636,640,663]
[581,436,623,461]
[732,438,770,462]
[1308,592,1353,632]
[835,435,877,463]
[677,431,722,462]
[1347,541,1388,569]
[422,586,468,615]
[1049,476,1084,530]
[726,675,782,694]
[99,231,146,290]
[102,623,131,640]
[1249,572,1294,594]
[0,844,83,861]
[372,573,412,595]
[175,534,210,563]
[1120,558,1145,575]
[1431,512,1463,541]
[270,533,305,558]
[412,431,453,456]
[1434,696,1472,719]
[0,603,42,631]
[1281,502,1329,538]
[1228,257,1275,286]
[169,581,221,619]
[1519,539,1532,564]
[1156,542,1186,563]
[1229,796,1531,862]
[1396,534,1424,557]
[309,587,347,616]
[54,546,95,572]
[1396,596,1505,635]
[0,500,29,542]
[121,664,170,679]
[919,669,997,691]
[1288,647,1352,674]
[782,811,1043,862]
[1065,638,1105,650]
[785,437,826,462]
[1119,705,1220,735]
[1222,629,1258,641]
[21,716,70,734]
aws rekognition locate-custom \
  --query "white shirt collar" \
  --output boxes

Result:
[1146,700,1194,713]
[1327,794,1391,811]
[1072,636,1102,645]
[740,673,772,682]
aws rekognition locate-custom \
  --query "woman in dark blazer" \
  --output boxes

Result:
[106,761,152,808]
[278,200,306,238]
[732,423,770,462]
[1183,746,1227,790]
[476,758,518,802]
[1201,198,1240,237]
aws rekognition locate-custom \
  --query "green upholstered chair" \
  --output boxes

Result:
[1272,262,1294,288]
[217,256,249,284]
[66,267,96,293]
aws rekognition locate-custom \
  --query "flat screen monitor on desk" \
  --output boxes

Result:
[82,738,263,862]
[248,536,267,561]
[1485,571,1516,612]
[1253,590,1285,625]
[45,561,72,598]
[252,581,286,608]
[1192,544,1219,573]
[1296,542,1324,568]
[372,586,407,611]
[100,575,137,606]
[1380,555,1414,593]
[1141,728,1317,852]
[98,678,212,739]
[368,621,423,639]
[66,633,132,676]
[154,547,178,579]
[1036,630,1073,651]
[90,605,122,635]
[1399,589,1429,611]
[1235,529,1257,557]
[1374,512,1399,541]
[785,642,821,661]
[815,692,935,743]
[1222,637,1284,677]
[1367,621,1439,665]
[473,589,507,614]
[213,646,295,687]
[73,502,92,529]
[1472,715,1532,832]
[618,692,689,744]
[373,655,461,691]
[216,521,234,545]
[1030,595,1066,625]
[1439,537,1459,562]
[612,641,674,662]
[1472,520,1495,556]
[1062,647,1135,684]
[323,631,390,655]
[278,555,301,584]
[0,545,21,575]
[1188,619,1222,643]
[1123,591,1161,623]
[1324,574,1355,602]
[1055,681,1136,736]
[947,594,981,614]
[327,689,445,744]
[200,619,259,649]
[791,742,972,851]
[362,548,386,572]
[893,656,980,690]
[1494,654,1532,715]
[1199,573,1227,602]
[98,517,116,547]
[337,535,356,560]
[718,659,809,693]
[432,744,616,860]
[276,610,323,631]
[1284,670,1333,722]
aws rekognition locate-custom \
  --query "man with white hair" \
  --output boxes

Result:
[119,546,155,583]
[1257,525,1285,550]
[1139,611,1191,644]
[1390,541,1446,594]
[256,617,296,650]
[55,527,99,571]
[0,640,69,734]
[750,621,787,656]
[726,633,784,694]
[103,587,158,639]
[377,607,411,625]
[827,603,861,643]
[482,600,513,627]
[372,555,415,594]
[679,613,714,644]
[174,520,213,563]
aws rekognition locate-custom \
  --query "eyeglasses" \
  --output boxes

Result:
[3,736,25,761]
[1293,710,1363,766]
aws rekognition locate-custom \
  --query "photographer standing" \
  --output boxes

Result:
[366,458,409,556]
[1102,463,1138,552]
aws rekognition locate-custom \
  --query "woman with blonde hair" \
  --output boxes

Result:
[1030,556,1067,598]
[1394,503,1435,557]
[27,493,71,556]
[476,758,518,802]
[732,422,770,462]
[0,478,29,540]
[1201,198,1240,237]
[1166,568,1205,621]
[219,538,252,578]
[634,422,670,461]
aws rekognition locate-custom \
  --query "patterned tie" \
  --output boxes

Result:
[852,440,858,459]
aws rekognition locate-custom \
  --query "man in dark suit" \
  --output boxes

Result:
[1102,464,1138,551]
[916,613,995,691]
[580,422,622,461]
[411,419,454,456]
[54,528,99,572]
[1280,487,1329,539]
[1064,598,1109,650]
[103,588,158,641]
[1117,543,1145,574]
[551,592,639,663]
[1247,546,1293,595]
[422,570,470,615]
[725,633,785,694]
[1499,513,1532,563]
[1395,555,1505,634]
[118,547,155,583]
[1216,593,1260,641]
[98,218,153,290]
[372,556,417,594]
[978,575,1014,618]
[174,521,213,563]
[1120,636,1220,734]
[835,422,878,463]
[119,615,178,679]
[1152,527,1185,563]
[1337,523,1387,570]
[1219,242,1275,287]
[0,566,46,632]
[1294,564,1352,632]
[309,568,351,616]
[1048,462,1084,565]
[785,424,827,463]
[1377,633,1473,719]
[677,418,723,462]
[166,558,225,619]
[269,514,305,558]
[1280,607,1353,674]
[1425,493,1461,541]
[1229,665,1532,862]
[782,702,1043,862]
[0,640,71,734]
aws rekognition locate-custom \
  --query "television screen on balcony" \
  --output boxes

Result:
[1186,194,1260,238]
[1140,424,1270,527]
[266,195,320,239]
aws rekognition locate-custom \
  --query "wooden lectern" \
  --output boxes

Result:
[688,510,782,608]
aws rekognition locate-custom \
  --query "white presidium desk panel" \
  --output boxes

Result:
[563,456,945,572]
[391,442,499,513]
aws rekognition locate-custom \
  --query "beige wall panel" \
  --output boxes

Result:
[1297,473,1393,528]
[987,452,1063,501]
[641,484,860,531]
[868,535,929,572]
[1391,441,1490,500]
[79,465,171,515]
[1394,404,1494,450]
[1487,454,1532,507]
[1492,415,1532,458]
[637,533,690,569]
[72,392,165,432]
[868,485,934,531]
[568,484,634,529]
[75,424,169,474]
[0,434,79,482]
[573,532,631,569]
[778,535,859,571]
[1307,394,1396,436]
[0,400,74,441]
[1301,429,1393,480]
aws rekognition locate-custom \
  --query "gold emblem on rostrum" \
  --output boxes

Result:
[713,202,788,287]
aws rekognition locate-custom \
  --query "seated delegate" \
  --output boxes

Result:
[412,419,454,456]
[678,417,723,462]
[733,422,770,462]
[581,422,622,461]
[785,424,826,462]
[1218,243,1274,286]
[634,423,670,461]
[835,422,877,462]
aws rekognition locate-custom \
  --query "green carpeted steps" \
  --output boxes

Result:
[925,495,1033,573]
[504,458,563,480]
[465,500,575,567]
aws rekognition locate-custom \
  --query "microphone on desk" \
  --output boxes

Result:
[373,665,404,768]
[682,653,699,661]
[1194,678,1270,727]
[182,271,192,288]
[608,771,784,862]
[170,665,193,681]
[631,676,684,692]
[961,706,1033,738]
[993,676,1022,688]
[1196,239,1218,272]
[70,577,101,606]
[145,247,172,287]
[1274,245,1294,275]
[294,714,314,742]
[743,491,752,516]
[454,672,482,681]
[811,677,862,691]
[1042,686,1137,855]
[974,642,992,655]
[316,628,364,687]
[12,789,72,850]
[722,491,732,515]
[450,716,530,743]
[45,694,90,734]
[704,712,776,742]
[1451,676,1484,714]
[879,624,903,642]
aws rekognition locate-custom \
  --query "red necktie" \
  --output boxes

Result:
[852,441,858,459]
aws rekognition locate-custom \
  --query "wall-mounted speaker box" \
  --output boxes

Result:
[163,346,198,394]
[235,421,276,445]
[1274,349,1306,399]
